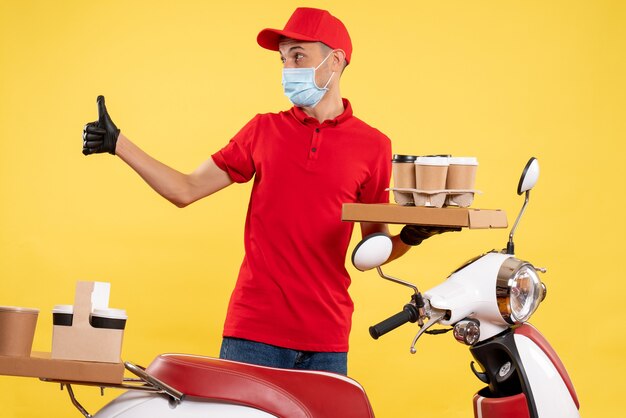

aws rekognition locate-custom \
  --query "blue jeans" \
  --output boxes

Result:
[220,337,348,375]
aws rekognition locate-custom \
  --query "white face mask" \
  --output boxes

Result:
[281,52,335,108]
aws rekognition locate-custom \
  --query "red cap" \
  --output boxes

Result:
[257,8,352,64]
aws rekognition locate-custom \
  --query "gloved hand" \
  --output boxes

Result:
[82,95,120,155]
[400,225,462,246]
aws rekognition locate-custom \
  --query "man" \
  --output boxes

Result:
[82,7,448,375]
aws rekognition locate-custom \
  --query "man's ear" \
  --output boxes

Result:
[331,49,347,72]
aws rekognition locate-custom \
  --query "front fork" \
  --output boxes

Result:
[469,327,534,418]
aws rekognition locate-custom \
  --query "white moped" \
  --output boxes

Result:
[57,157,579,418]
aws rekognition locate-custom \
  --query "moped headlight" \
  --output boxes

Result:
[496,258,543,324]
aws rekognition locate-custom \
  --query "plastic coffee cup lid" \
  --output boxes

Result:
[0,306,39,314]
[449,157,478,166]
[92,308,127,320]
[392,154,418,163]
[415,156,450,166]
[52,305,74,314]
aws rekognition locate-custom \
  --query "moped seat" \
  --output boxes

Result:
[146,354,375,418]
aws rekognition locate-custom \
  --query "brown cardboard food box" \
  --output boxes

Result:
[342,203,507,229]
[0,351,124,384]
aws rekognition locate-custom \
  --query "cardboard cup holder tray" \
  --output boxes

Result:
[389,187,480,208]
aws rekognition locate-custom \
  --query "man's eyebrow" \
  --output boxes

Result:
[279,45,305,57]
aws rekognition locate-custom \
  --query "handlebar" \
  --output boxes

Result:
[369,304,419,340]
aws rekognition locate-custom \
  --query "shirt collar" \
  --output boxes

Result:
[290,98,353,127]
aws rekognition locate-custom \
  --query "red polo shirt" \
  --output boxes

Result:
[212,99,391,352]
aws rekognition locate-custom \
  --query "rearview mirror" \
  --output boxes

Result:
[517,157,540,195]
[351,233,393,271]
[507,157,540,254]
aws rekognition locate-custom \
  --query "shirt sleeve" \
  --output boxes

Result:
[211,115,260,183]
[358,135,392,204]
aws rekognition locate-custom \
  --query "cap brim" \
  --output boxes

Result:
[257,28,320,51]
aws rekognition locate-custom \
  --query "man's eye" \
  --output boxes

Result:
[295,53,304,61]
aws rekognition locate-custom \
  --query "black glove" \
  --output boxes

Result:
[82,95,120,155]
[400,225,462,246]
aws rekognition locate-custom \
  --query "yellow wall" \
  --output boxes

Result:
[1,0,624,416]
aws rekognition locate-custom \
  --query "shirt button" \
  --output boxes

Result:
[315,128,320,133]
[312,147,317,152]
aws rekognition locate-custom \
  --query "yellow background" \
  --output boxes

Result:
[1,0,624,416]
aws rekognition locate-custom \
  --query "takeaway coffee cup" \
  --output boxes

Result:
[52,305,74,326]
[392,154,418,205]
[414,156,450,191]
[446,157,478,207]
[446,157,478,190]
[0,306,39,357]
[90,308,127,330]
[392,154,418,189]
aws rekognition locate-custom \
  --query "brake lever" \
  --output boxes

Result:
[410,309,447,354]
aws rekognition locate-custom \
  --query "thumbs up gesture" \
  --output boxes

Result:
[82,95,120,155]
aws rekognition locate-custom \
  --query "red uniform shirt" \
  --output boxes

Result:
[212,99,391,352]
